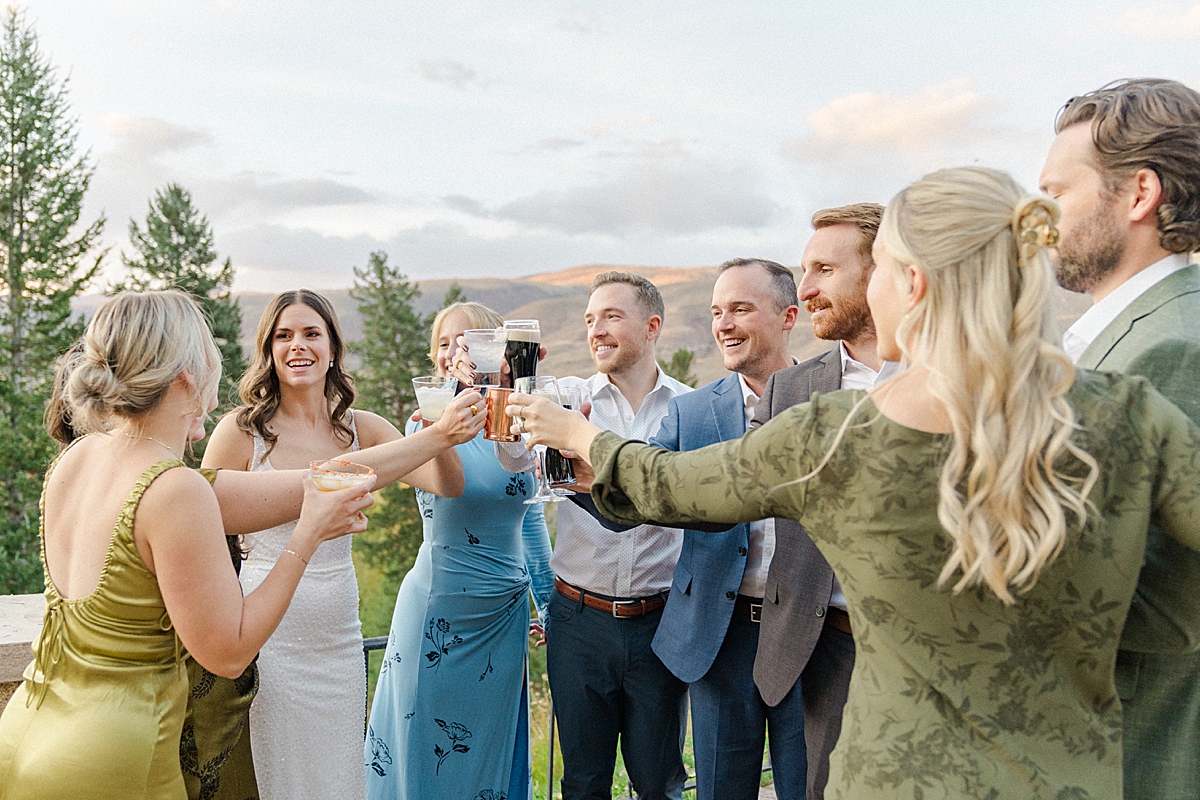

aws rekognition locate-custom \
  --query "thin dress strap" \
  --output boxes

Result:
[31,457,186,709]
[346,409,361,452]
[250,428,269,470]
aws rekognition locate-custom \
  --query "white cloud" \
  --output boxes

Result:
[783,82,1001,164]
[198,172,381,218]
[779,82,1025,205]
[1101,3,1200,42]
[446,141,781,236]
[417,60,485,90]
[101,114,213,157]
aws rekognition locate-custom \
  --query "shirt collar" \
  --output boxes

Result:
[1063,253,1191,363]
[734,356,799,409]
[590,364,679,400]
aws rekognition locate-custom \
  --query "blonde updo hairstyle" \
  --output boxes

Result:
[878,166,1098,604]
[67,290,222,435]
[428,302,504,373]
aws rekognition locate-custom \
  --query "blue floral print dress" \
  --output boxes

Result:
[365,427,553,800]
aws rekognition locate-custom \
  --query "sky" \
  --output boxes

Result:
[25,0,1200,292]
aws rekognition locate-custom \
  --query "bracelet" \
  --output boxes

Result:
[283,548,309,566]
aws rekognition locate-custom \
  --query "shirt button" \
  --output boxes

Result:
[738,546,747,556]
[815,607,826,618]
[726,591,736,601]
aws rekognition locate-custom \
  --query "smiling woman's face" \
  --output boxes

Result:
[271,303,332,389]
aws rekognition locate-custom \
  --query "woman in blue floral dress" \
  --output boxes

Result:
[365,302,553,800]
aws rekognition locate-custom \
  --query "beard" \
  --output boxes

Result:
[806,272,875,343]
[1054,197,1126,294]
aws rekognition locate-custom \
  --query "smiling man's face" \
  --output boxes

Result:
[797,223,875,344]
[710,264,793,379]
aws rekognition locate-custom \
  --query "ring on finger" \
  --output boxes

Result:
[470,404,479,416]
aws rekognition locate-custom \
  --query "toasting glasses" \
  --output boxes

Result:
[514,375,566,505]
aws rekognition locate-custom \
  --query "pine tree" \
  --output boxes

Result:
[115,183,245,410]
[349,251,435,582]
[350,251,429,423]
[0,8,105,593]
[658,347,699,388]
[440,282,467,307]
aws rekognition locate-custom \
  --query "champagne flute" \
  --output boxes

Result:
[514,375,566,505]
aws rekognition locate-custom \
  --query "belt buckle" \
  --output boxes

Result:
[611,599,640,618]
[749,603,762,623]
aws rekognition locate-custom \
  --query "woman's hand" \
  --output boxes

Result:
[294,474,376,551]
[450,336,478,387]
[506,391,601,458]
[430,388,487,444]
[451,335,550,389]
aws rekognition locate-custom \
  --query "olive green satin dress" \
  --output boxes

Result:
[0,459,190,800]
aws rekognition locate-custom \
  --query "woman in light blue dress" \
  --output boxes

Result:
[366,302,553,800]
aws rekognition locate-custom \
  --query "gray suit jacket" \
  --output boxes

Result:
[748,348,842,706]
[1076,263,1200,798]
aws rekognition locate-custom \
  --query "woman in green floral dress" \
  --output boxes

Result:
[509,167,1200,800]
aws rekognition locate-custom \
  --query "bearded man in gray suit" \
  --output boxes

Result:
[748,203,894,800]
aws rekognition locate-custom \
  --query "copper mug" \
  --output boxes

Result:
[483,386,521,442]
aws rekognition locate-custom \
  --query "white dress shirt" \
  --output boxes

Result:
[552,368,692,598]
[736,374,776,599]
[1062,253,1192,364]
[822,343,900,609]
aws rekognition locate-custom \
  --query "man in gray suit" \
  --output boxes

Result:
[1040,77,1200,800]
[748,203,891,800]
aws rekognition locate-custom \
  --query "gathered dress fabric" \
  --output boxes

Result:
[0,458,190,800]
[238,417,365,800]
[365,427,554,800]
[588,372,1200,800]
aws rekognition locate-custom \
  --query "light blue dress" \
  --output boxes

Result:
[365,428,553,800]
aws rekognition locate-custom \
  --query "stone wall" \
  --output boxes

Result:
[0,595,46,712]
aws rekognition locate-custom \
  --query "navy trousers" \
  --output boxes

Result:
[546,587,688,800]
[689,606,808,800]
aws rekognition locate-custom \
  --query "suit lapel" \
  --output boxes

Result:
[1078,264,1200,369]
[810,348,843,394]
[711,373,746,440]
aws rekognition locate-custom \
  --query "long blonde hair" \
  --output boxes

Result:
[881,167,1098,604]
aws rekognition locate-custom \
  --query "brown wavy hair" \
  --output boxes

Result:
[235,290,356,455]
[1056,78,1200,253]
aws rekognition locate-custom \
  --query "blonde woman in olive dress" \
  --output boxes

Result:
[0,291,375,799]
[512,168,1200,800]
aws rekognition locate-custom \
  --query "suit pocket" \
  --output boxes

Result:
[671,562,693,596]
[765,574,780,605]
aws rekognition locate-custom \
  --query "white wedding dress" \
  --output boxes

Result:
[239,418,366,800]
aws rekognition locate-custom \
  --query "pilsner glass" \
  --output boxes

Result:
[503,319,540,382]
[514,375,566,505]
[462,328,506,387]
[545,386,581,493]
[309,460,375,492]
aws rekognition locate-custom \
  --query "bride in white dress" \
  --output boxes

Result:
[204,290,468,799]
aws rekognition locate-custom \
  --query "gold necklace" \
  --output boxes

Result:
[122,432,181,459]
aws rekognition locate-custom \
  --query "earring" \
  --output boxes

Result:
[329,360,334,368]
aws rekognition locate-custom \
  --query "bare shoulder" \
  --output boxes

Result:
[204,411,255,470]
[351,408,402,447]
[138,464,222,521]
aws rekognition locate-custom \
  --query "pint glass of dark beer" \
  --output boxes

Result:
[503,319,540,383]
[545,386,581,491]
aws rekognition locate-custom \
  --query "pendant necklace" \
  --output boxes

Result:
[122,432,181,459]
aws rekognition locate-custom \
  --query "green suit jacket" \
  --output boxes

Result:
[1076,263,1200,800]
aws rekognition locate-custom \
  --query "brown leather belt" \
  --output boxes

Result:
[825,606,852,636]
[734,594,763,623]
[554,577,667,618]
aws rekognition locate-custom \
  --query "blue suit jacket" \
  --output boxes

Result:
[649,373,752,684]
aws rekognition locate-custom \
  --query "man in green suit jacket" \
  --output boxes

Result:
[1040,77,1200,800]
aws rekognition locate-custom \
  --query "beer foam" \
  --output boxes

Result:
[505,327,540,343]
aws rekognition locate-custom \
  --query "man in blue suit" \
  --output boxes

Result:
[650,258,805,800]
